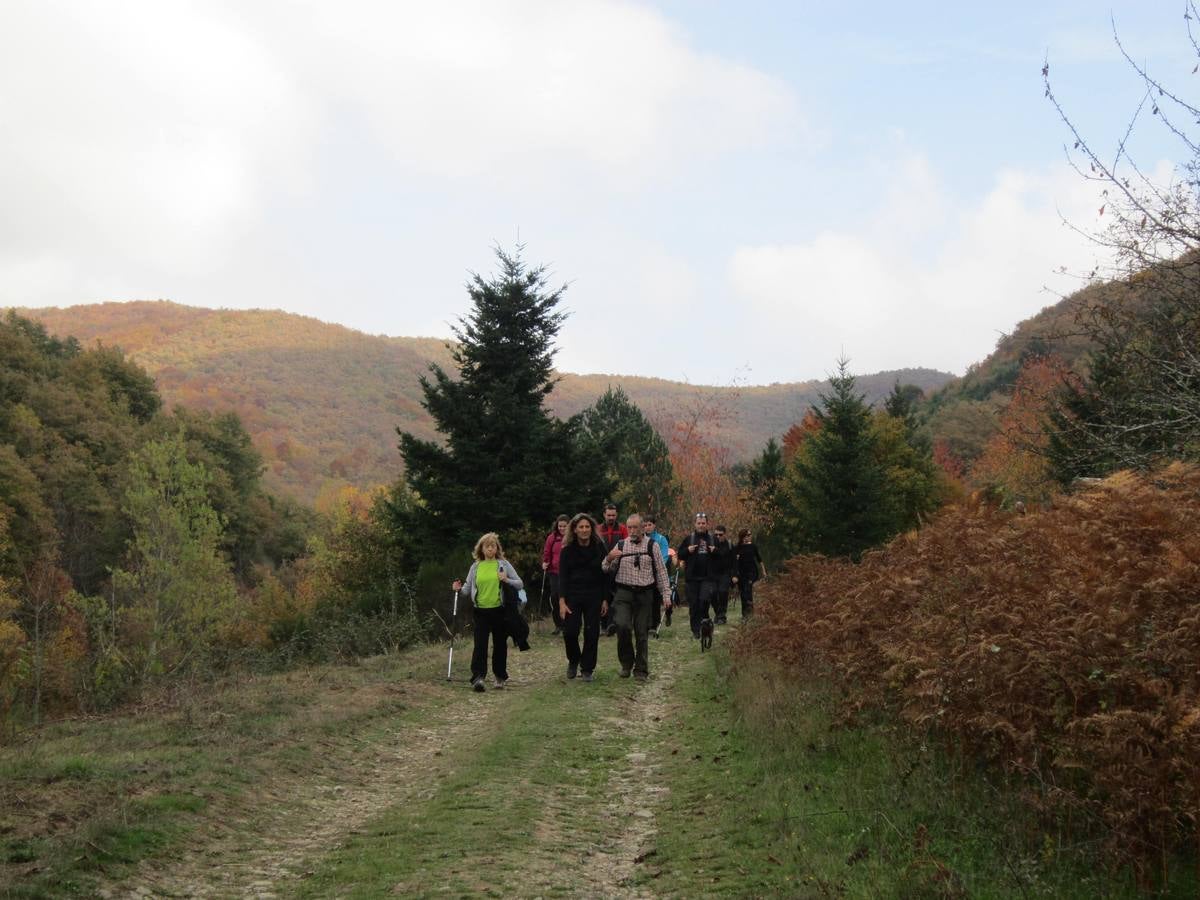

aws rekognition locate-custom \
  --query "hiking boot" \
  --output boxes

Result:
[716,617,727,625]
[605,623,618,636]
[619,668,632,678]
[633,672,648,682]
[494,677,507,689]
[551,627,562,636]
[581,671,594,683]
[649,628,659,639]
[567,662,578,679]
[471,677,486,693]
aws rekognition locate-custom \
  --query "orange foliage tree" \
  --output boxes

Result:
[972,357,1074,506]
[781,409,821,464]
[662,388,758,537]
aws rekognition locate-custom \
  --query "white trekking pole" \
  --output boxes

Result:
[446,587,460,681]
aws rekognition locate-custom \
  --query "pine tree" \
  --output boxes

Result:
[779,359,895,558]
[578,386,677,518]
[397,247,606,554]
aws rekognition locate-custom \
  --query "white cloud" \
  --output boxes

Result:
[0,0,798,310]
[0,1,311,282]
[727,155,1110,378]
[252,0,797,180]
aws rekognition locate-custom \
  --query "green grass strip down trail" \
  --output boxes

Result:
[4,616,1187,898]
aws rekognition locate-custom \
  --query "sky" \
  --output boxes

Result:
[1,1,1195,385]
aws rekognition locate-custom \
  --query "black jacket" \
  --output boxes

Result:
[711,538,734,578]
[676,531,717,582]
[735,543,763,582]
[501,581,531,651]
[558,540,607,601]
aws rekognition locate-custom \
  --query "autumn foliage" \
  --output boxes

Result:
[972,356,1075,505]
[737,465,1200,878]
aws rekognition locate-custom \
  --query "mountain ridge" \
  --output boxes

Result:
[14,300,954,502]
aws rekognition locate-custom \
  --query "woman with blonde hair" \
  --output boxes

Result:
[453,532,524,692]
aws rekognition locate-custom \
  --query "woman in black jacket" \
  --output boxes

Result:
[557,512,608,682]
[732,529,766,618]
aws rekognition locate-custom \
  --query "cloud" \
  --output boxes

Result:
[727,155,1110,378]
[0,0,312,288]
[263,0,796,180]
[0,0,799,309]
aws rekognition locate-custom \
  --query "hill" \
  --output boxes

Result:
[920,278,1113,464]
[14,301,953,502]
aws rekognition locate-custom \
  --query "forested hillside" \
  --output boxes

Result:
[15,301,952,502]
[919,278,1112,467]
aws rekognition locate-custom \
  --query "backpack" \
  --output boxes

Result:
[608,539,663,602]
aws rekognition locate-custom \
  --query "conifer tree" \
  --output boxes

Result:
[779,359,894,558]
[397,247,605,554]
[578,386,677,519]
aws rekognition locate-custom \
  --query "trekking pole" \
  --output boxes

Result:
[446,587,459,681]
[540,569,548,618]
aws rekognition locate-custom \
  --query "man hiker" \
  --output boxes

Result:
[676,512,718,639]
[597,503,629,636]
[642,514,672,637]
[602,513,670,681]
[711,524,735,625]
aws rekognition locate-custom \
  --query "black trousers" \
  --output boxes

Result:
[562,592,602,674]
[738,578,755,616]
[688,579,716,637]
[714,574,732,622]
[547,573,563,628]
[471,605,508,681]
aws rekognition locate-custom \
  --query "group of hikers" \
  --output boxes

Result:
[452,504,767,693]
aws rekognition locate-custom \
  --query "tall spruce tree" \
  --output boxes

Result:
[578,386,677,519]
[397,247,605,554]
[779,359,894,558]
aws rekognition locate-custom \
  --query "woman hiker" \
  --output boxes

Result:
[541,514,569,635]
[453,532,524,692]
[732,528,767,618]
[557,512,608,682]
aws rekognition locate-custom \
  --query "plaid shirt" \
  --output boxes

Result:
[602,537,671,599]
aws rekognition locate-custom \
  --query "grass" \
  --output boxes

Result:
[642,648,1195,898]
[3,619,1193,897]
[0,643,448,898]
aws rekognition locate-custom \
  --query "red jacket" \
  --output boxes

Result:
[542,530,565,575]
[597,522,629,551]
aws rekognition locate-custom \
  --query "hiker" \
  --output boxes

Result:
[642,514,673,637]
[541,514,569,635]
[603,513,671,680]
[596,503,629,635]
[732,529,767,617]
[711,524,735,625]
[452,532,524,692]
[558,512,608,682]
[676,512,719,639]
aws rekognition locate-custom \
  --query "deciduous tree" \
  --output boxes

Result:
[1043,13,1200,475]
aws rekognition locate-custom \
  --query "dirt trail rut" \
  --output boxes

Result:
[110,627,691,898]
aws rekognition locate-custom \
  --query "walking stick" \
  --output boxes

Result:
[446,587,459,681]
[540,569,548,618]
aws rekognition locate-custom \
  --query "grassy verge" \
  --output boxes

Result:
[642,647,1193,899]
[0,644,445,898]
